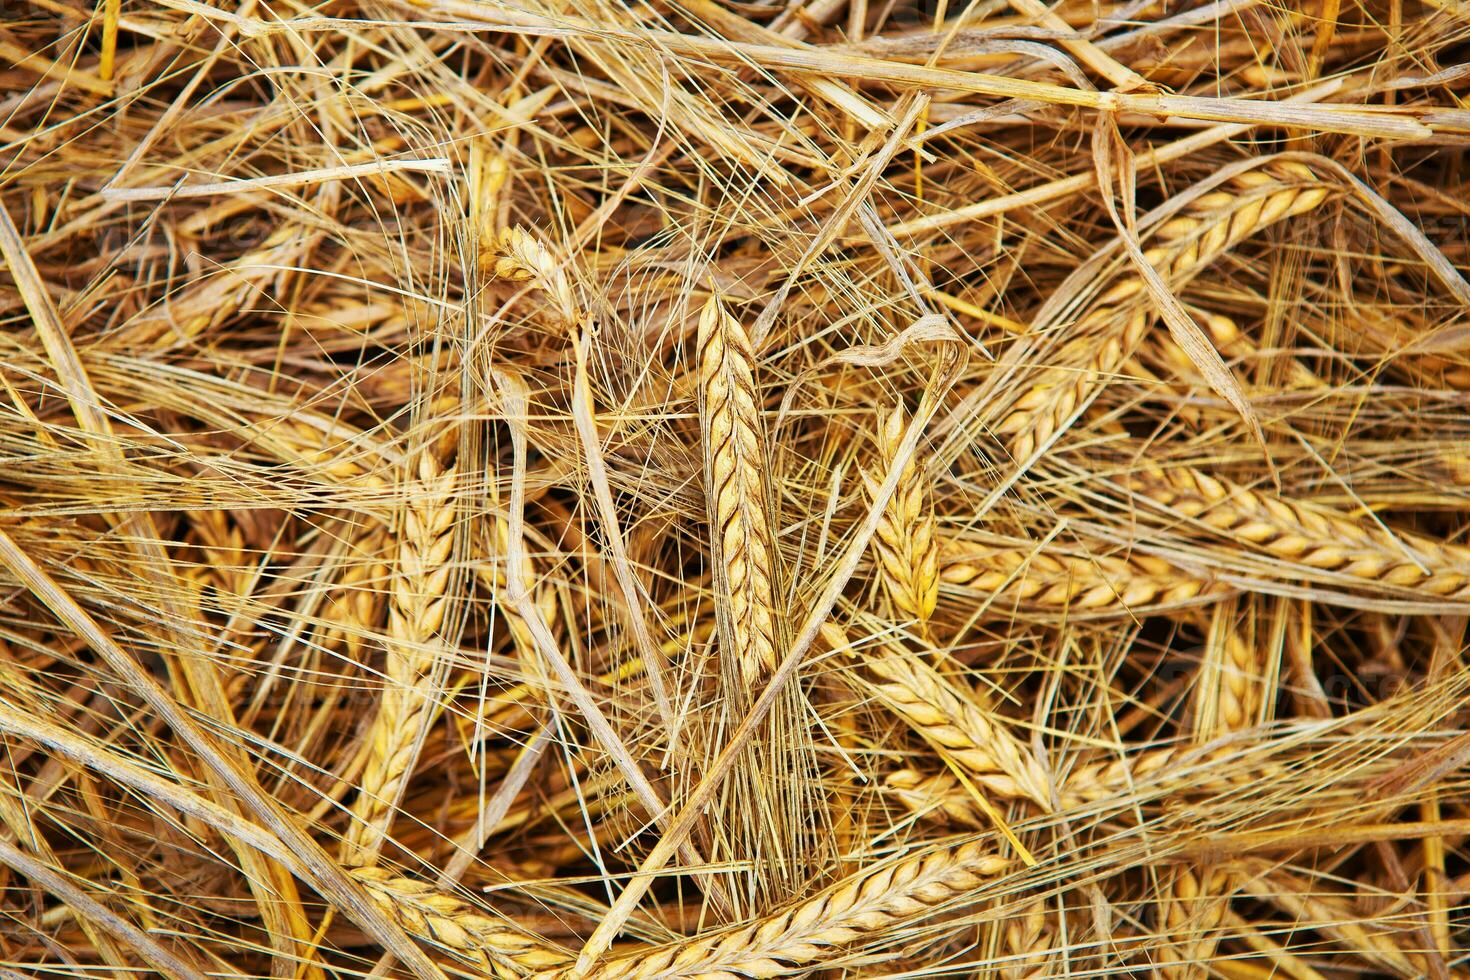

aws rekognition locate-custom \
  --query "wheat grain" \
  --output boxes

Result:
[352,866,571,979]
[853,645,1052,809]
[938,543,1226,615]
[535,841,1012,980]
[866,403,940,634]
[995,163,1333,461]
[342,449,459,866]
[1131,466,1470,598]
[698,293,782,692]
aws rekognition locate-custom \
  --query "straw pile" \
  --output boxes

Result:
[0,1,1467,978]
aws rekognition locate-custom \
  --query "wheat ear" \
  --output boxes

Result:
[485,225,577,322]
[342,449,459,866]
[995,163,1332,461]
[534,841,1012,980]
[1144,311,1323,392]
[885,741,1275,822]
[351,866,571,979]
[698,293,781,691]
[866,403,940,634]
[1001,900,1053,980]
[1153,866,1236,980]
[1131,466,1470,598]
[1240,866,1434,980]
[249,413,388,487]
[477,505,560,702]
[851,644,1052,809]
[1155,602,1262,979]
[321,523,389,661]
[939,543,1226,615]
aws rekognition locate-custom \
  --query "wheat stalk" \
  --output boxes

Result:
[851,643,1052,809]
[866,403,940,635]
[938,543,1227,615]
[995,163,1333,461]
[698,293,782,692]
[535,841,1012,980]
[351,866,571,979]
[1130,466,1470,598]
[342,449,459,866]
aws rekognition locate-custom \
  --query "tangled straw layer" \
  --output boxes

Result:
[1,2,1467,979]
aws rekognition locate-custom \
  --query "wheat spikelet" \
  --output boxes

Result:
[342,449,459,866]
[698,293,781,692]
[865,403,939,634]
[351,866,571,979]
[938,543,1226,615]
[1131,466,1470,598]
[471,140,510,256]
[534,842,1012,980]
[995,163,1333,461]
[854,646,1052,809]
